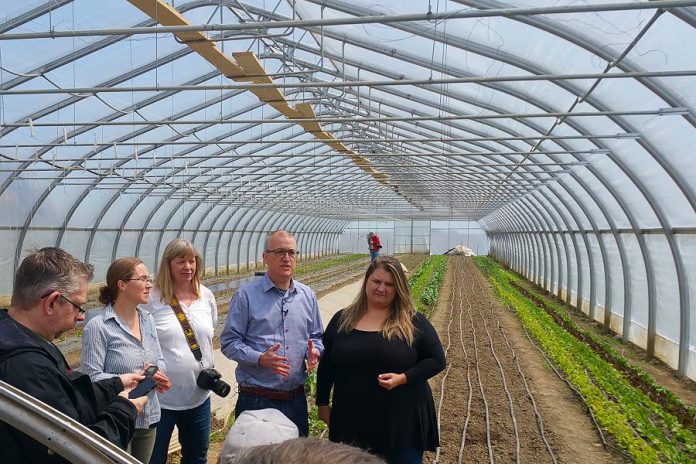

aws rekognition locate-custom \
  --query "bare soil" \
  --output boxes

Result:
[425,256,623,464]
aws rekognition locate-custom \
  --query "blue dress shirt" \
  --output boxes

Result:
[80,304,165,428]
[220,273,324,391]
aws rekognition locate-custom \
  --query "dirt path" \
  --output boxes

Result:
[425,256,623,464]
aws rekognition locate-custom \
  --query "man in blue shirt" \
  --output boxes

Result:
[220,230,323,436]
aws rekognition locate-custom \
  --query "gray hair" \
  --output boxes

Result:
[263,230,294,252]
[224,437,385,464]
[11,247,94,309]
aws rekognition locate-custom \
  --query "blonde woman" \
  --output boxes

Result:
[80,257,171,464]
[316,256,445,464]
[145,239,219,464]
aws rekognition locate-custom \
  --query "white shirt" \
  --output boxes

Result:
[142,286,217,410]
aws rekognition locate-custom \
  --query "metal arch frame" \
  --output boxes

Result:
[1,1,692,372]
[526,193,570,298]
[520,196,563,295]
[510,202,547,289]
[248,210,279,270]
[532,187,584,306]
[237,209,271,271]
[455,0,693,367]
[0,9,600,228]
[6,1,696,223]
[13,68,224,266]
[136,119,309,267]
[310,0,693,372]
[214,208,248,275]
[99,91,263,263]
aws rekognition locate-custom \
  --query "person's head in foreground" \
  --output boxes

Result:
[223,437,385,464]
[10,246,94,340]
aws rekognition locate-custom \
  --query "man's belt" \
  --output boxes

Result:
[239,385,305,401]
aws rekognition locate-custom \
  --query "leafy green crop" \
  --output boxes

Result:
[409,256,447,314]
[295,254,366,277]
[474,256,695,463]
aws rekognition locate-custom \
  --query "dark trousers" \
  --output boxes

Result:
[235,391,309,436]
[149,398,211,464]
[381,448,424,464]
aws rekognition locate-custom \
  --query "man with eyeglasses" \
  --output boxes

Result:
[221,230,324,436]
[0,247,147,463]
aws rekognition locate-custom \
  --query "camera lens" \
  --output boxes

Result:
[212,378,231,397]
[197,368,231,397]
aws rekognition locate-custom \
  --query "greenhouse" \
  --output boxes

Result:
[0,1,695,463]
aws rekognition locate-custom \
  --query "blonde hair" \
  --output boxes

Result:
[154,238,202,308]
[338,255,415,345]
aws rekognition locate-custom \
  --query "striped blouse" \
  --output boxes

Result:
[80,304,165,429]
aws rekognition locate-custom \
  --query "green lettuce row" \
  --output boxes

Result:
[511,278,696,429]
[474,257,695,463]
[409,256,447,314]
[295,253,366,277]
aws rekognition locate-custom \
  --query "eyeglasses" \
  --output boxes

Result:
[60,294,86,315]
[126,275,154,283]
[266,248,300,258]
[41,291,86,315]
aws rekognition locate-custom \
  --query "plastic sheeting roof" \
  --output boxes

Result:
[2,0,694,221]
[1,1,696,373]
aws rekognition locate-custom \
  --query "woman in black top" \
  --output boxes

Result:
[317,256,446,464]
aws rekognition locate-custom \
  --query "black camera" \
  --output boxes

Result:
[196,368,231,397]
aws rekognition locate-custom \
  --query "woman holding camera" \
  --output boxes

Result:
[80,257,171,464]
[145,239,220,464]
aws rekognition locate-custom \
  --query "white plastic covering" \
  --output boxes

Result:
[0,0,695,377]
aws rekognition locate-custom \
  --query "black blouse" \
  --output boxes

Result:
[316,310,446,452]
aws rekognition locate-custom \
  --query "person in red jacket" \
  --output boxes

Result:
[368,232,382,262]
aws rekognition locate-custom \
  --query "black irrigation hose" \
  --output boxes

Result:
[455,263,474,464]
[464,261,495,464]
[511,305,632,461]
[477,294,521,463]
[492,305,558,464]
[433,278,455,464]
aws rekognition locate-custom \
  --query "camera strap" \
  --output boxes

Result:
[170,298,203,362]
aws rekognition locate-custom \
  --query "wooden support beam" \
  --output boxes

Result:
[126,0,401,194]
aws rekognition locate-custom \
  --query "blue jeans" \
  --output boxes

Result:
[381,448,424,464]
[149,398,211,464]
[370,249,380,261]
[235,391,309,436]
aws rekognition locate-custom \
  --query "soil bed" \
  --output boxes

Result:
[426,256,623,464]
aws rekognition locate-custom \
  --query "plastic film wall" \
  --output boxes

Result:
[0,1,695,380]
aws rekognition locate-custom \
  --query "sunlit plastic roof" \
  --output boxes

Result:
[1,1,696,375]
